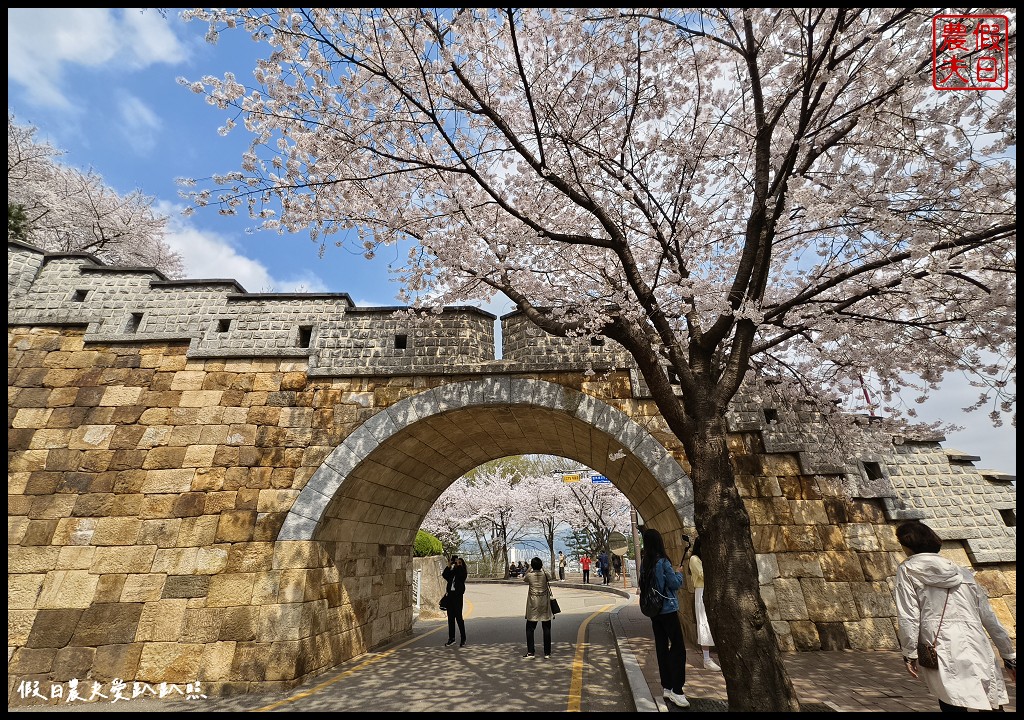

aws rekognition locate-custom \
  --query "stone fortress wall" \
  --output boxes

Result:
[7,239,1016,702]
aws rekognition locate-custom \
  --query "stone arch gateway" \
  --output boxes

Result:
[8,240,1015,702]
[280,377,692,542]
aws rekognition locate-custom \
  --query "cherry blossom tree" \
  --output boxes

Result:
[7,113,182,276]
[182,9,1016,710]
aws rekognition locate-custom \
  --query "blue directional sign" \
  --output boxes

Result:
[591,475,611,484]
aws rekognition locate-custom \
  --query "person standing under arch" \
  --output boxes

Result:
[442,556,468,648]
[523,557,555,659]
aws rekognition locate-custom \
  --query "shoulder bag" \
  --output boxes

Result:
[917,589,950,669]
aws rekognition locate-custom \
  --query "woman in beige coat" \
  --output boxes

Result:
[522,557,554,659]
[895,520,1016,711]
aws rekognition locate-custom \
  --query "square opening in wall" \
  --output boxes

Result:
[998,508,1015,527]
[590,336,605,347]
[298,325,313,348]
[394,334,408,350]
[763,408,779,425]
[217,318,232,333]
[862,461,884,481]
[124,312,143,333]
[71,289,89,302]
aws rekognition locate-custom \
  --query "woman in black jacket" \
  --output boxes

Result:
[442,556,468,647]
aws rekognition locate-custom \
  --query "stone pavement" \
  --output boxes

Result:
[611,595,1018,713]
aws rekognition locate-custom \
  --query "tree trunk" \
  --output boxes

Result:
[690,414,800,712]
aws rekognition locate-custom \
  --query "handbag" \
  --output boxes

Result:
[439,592,449,612]
[550,596,561,615]
[917,589,950,670]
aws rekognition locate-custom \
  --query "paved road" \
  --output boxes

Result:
[11,578,1016,713]
[12,583,636,713]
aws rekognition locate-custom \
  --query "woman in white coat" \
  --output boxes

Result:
[894,520,1016,712]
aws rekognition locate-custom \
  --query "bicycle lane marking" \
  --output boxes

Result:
[566,603,614,712]
[255,598,475,711]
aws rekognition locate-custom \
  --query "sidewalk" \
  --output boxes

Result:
[611,598,1018,712]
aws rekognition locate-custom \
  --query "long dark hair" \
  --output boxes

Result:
[640,528,667,577]
[691,537,703,559]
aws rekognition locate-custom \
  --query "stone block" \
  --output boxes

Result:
[859,551,898,582]
[799,578,859,622]
[178,516,220,547]
[135,599,188,641]
[20,519,58,546]
[198,641,237,682]
[9,609,37,646]
[777,552,824,579]
[36,570,99,609]
[91,517,142,546]
[69,603,145,646]
[9,647,55,675]
[772,578,808,620]
[814,621,850,650]
[207,573,257,607]
[789,620,820,651]
[91,546,157,575]
[25,609,84,648]
[218,606,259,641]
[121,574,167,602]
[229,642,271,682]
[819,550,866,582]
[225,543,274,573]
[94,574,127,603]
[195,546,229,575]
[141,468,196,494]
[9,546,61,574]
[844,617,899,650]
[152,547,199,575]
[162,575,211,600]
[216,510,257,543]
[52,646,97,680]
[136,642,205,683]
[138,518,182,547]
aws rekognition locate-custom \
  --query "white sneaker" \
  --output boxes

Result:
[704,659,722,672]
[664,690,690,709]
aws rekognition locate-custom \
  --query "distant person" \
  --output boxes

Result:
[442,555,468,648]
[508,562,518,578]
[894,520,1015,711]
[612,553,622,581]
[581,554,592,584]
[558,551,567,581]
[598,551,610,585]
[639,528,689,709]
[688,538,720,671]
[522,557,555,659]
[517,560,526,577]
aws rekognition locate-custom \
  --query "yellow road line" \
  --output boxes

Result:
[566,604,614,712]
[256,598,474,712]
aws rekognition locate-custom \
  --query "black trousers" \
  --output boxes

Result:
[526,620,551,656]
[582,570,589,583]
[447,594,466,642]
[650,611,686,694]
[559,567,565,580]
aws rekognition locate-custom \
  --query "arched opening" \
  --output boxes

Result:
[276,379,693,680]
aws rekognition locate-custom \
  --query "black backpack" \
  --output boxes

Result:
[639,560,666,617]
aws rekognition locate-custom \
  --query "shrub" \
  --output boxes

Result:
[414,529,443,557]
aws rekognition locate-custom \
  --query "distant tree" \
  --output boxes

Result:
[7,112,183,276]
[184,9,1015,710]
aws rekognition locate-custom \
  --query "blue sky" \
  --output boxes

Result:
[7,8,1016,475]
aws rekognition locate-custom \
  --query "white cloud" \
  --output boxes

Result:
[117,95,162,155]
[157,201,329,294]
[7,8,185,109]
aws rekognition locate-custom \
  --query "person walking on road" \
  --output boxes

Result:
[688,537,720,671]
[640,528,689,709]
[522,557,555,659]
[581,554,592,584]
[894,520,1016,712]
[558,551,567,581]
[442,556,468,648]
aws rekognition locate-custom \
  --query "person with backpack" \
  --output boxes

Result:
[639,528,689,709]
